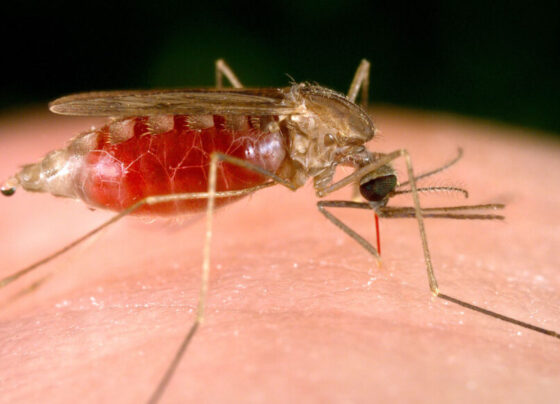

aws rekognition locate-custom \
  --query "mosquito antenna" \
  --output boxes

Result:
[398,148,463,188]
[391,186,469,199]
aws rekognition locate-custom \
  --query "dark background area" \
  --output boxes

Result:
[1,1,558,136]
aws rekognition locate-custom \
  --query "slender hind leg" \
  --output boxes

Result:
[316,149,559,340]
[1,151,298,403]
[1,61,247,290]
[0,183,274,290]
[146,152,297,404]
[215,59,243,89]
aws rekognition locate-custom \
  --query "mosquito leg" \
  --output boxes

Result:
[1,148,296,401]
[391,186,469,198]
[319,147,464,199]
[347,59,370,200]
[1,275,52,309]
[398,148,463,188]
[0,183,274,290]
[318,201,505,267]
[399,149,559,339]
[318,148,560,340]
[317,201,506,261]
[147,152,299,403]
[379,204,505,220]
[317,200,379,259]
[215,59,243,89]
[328,147,463,199]
[347,59,370,108]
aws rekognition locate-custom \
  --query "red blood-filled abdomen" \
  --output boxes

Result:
[76,115,286,215]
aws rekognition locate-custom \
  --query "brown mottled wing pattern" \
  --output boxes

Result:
[49,88,301,117]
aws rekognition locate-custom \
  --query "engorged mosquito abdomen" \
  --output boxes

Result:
[81,115,288,214]
[9,114,288,215]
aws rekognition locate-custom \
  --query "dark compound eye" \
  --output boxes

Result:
[359,175,397,202]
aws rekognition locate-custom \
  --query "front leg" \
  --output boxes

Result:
[316,148,559,341]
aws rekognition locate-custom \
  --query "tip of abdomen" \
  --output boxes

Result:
[4,149,82,199]
[1,176,18,196]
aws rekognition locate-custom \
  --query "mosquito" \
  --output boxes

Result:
[1,59,558,403]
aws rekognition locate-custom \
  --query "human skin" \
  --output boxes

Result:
[0,107,559,403]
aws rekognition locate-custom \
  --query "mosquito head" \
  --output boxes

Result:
[359,165,397,203]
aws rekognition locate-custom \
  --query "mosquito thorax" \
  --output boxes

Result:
[284,84,377,190]
[292,84,376,146]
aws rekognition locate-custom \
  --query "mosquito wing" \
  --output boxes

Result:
[49,88,301,117]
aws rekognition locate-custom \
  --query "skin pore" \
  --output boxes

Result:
[0,107,559,403]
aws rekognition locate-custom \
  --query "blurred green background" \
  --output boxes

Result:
[1,0,558,136]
